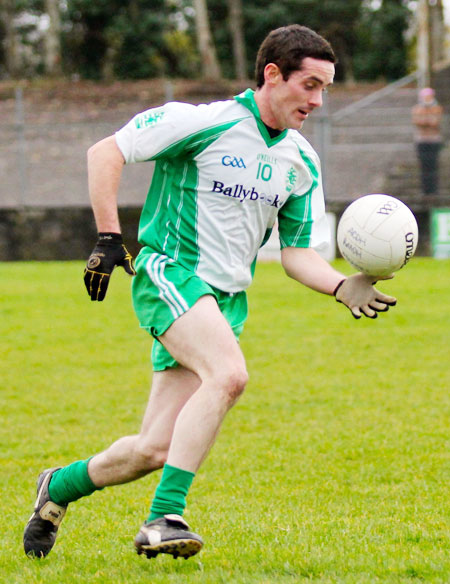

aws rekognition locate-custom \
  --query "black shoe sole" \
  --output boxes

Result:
[137,538,203,560]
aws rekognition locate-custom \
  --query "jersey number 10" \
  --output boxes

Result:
[256,162,273,182]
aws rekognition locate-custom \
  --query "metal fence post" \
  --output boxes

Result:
[314,92,331,199]
[15,86,27,207]
[165,80,174,102]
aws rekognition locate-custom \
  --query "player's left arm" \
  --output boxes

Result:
[281,246,343,294]
[281,246,397,319]
[280,143,396,318]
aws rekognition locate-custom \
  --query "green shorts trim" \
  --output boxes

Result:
[132,248,248,371]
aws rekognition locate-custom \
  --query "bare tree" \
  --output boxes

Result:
[429,0,445,64]
[0,0,20,77]
[227,0,246,81]
[417,0,445,87]
[193,0,221,80]
[44,0,62,76]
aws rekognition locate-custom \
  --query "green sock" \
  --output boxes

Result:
[48,458,99,506]
[148,463,195,521]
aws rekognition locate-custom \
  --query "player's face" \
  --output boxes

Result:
[268,58,335,130]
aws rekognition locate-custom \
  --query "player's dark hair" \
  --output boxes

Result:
[255,24,336,88]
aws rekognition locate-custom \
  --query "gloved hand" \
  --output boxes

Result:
[84,232,136,301]
[334,273,397,319]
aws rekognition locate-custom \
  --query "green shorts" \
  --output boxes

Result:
[132,248,248,371]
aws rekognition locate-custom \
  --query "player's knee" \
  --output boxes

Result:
[219,366,249,404]
[133,439,168,471]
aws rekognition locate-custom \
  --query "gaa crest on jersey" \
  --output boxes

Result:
[221,155,246,169]
[285,166,297,193]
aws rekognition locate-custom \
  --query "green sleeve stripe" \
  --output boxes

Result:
[278,148,319,249]
[150,118,246,161]
[292,148,318,246]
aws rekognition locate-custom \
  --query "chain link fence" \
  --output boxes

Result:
[1,75,449,259]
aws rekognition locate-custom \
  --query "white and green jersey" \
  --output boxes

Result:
[115,88,329,293]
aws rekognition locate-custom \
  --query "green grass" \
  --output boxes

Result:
[1,258,449,583]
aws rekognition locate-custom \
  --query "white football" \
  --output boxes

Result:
[337,194,419,277]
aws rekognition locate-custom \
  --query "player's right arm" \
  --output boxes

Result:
[83,135,136,302]
[87,136,124,233]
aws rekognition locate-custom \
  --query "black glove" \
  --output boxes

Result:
[84,232,136,301]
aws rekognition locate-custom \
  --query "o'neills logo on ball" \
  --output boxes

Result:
[402,232,415,266]
[376,199,399,215]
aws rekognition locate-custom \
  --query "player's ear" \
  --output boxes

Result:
[264,63,282,86]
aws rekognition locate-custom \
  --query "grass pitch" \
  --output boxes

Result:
[1,258,449,583]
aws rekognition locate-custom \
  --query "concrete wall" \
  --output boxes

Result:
[0,203,431,262]
[0,207,141,261]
